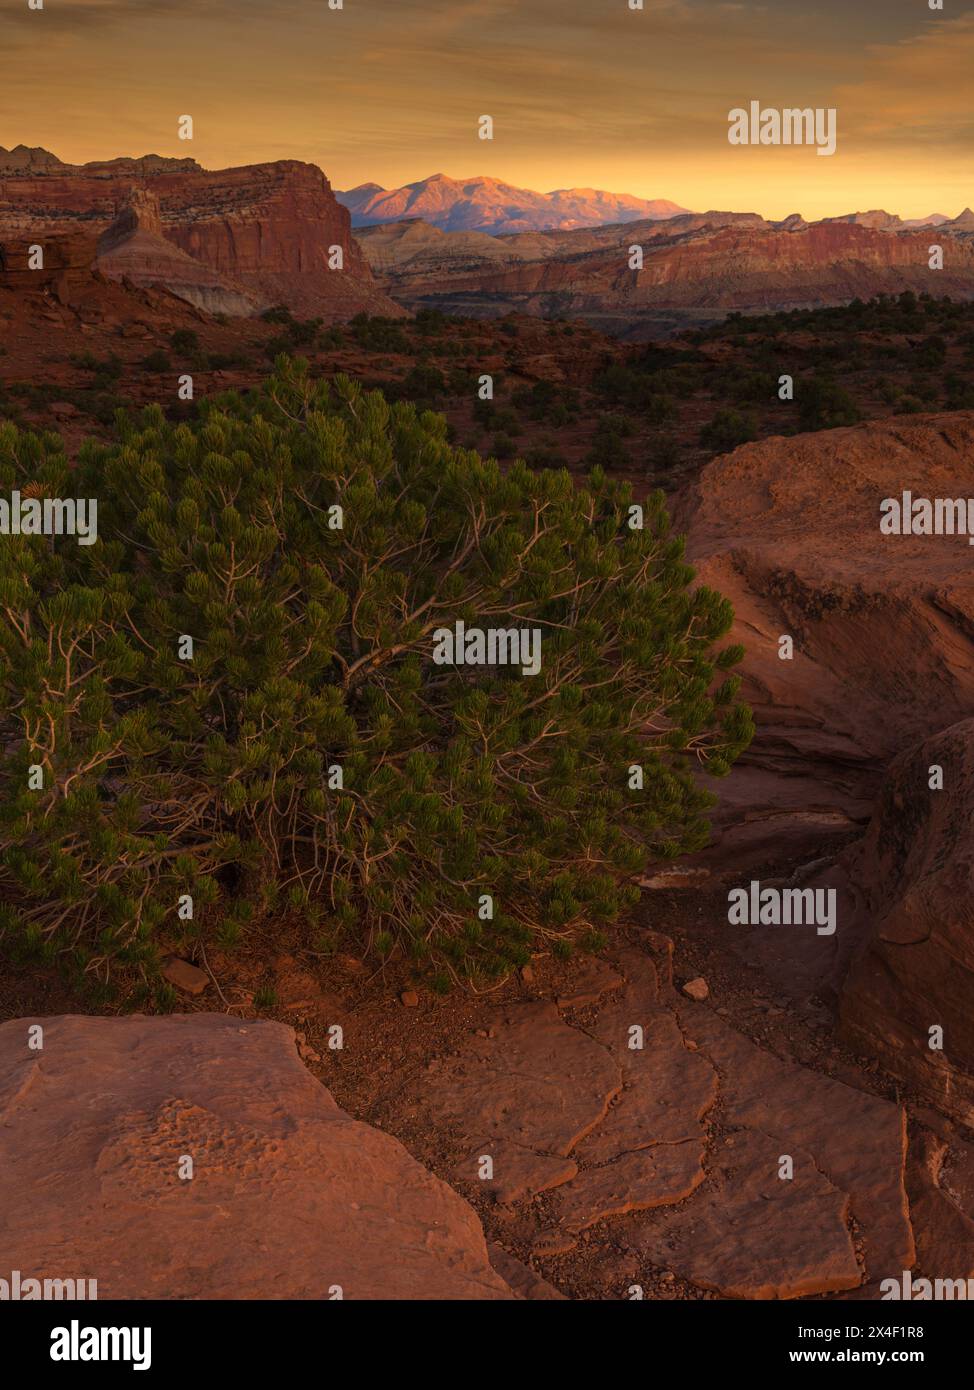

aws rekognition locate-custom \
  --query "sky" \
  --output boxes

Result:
[2,0,973,220]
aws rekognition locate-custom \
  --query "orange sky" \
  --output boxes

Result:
[2,0,972,220]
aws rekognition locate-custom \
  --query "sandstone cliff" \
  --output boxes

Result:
[0,148,405,322]
[96,188,260,317]
[357,212,974,335]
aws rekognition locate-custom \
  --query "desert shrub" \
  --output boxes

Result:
[415,308,447,335]
[71,352,123,390]
[0,360,751,991]
[170,329,200,355]
[141,350,172,375]
[700,407,757,452]
[797,377,862,431]
[350,315,410,354]
[649,434,681,471]
[491,432,519,458]
[401,363,447,400]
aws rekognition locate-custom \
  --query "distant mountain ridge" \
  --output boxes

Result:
[336,172,688,234]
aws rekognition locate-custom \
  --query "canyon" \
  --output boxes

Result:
[4,148,973,338]
[357,210,974,338]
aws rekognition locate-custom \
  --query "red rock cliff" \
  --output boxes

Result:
[0,150,405,321]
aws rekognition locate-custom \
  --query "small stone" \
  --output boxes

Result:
[161,957,208,996]
[520,966,535,984]
[400,990,419,1008]
[682,977,710,1002]
[637,868,711,890]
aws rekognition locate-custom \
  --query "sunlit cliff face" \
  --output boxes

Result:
[2,0,972,220]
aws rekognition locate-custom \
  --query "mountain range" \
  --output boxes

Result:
[335,173,687,234]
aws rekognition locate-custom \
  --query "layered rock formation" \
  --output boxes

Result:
[675,412,974,873]
[671,412,974,1124]
[0,148,404,321]
[357,212,974,336]
[96,188,260,317]
[0,1014,513,1299]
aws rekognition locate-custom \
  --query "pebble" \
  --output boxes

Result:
[161,957,208,997]
[681,976,709,1002]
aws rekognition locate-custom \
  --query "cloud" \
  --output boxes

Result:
[833,13,974,144]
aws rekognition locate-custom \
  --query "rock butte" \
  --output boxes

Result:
[0,148,405,322]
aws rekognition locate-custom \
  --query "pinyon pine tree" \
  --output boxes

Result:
[0,358,752,995]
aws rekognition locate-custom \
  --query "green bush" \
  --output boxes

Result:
[170,329,200,355]
[141,350,172,375]
[700,407,757,452]
[0,360,752,991]
[797,377,862,431]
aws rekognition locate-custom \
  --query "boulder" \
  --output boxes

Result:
[0,1014,512,1300]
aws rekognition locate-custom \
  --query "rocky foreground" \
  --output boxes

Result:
[0,1014,513,1300]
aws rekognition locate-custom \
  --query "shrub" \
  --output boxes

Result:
[141,350,172,374]
[170,329,200,355]
[0,360,751,991]
[401,364,447,400]
[796,377,862,431]
[700,407,757,452]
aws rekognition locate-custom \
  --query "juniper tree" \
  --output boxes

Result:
[0,359,752,993]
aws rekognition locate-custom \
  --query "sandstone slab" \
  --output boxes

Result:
[633,1128,861,1299]
[677,1002,914,1282]
[406,1002,622,1158]
[0,1015,512,1300]
[551,1141,706,1235]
